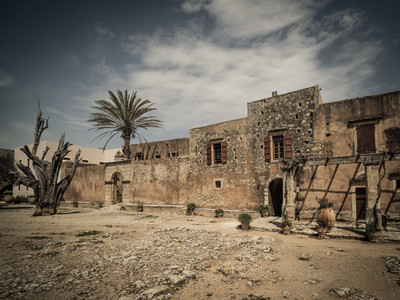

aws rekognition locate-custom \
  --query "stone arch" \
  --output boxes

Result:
[111,172,123,204]
[267,177,283,216]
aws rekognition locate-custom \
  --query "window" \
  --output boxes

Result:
[264,134,292,162]
[135,152,143,160]
[357,125,375,154]
[396,180,400,189]
[273,136,284,160]
[207,140,227,165]
[215,180,221,188]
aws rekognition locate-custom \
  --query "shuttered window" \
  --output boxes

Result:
[265,134,293,162]
[221,142,227,165]
[264,136,271,162]
[207,141,227,165]
[357,125,375,154]
[207,143,212,166]
[284,134,292,159]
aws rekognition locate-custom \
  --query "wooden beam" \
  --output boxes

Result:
[303,153,400,166]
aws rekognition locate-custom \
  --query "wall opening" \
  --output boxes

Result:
[269,178,283,216]
[355,187,366,221]
[112,172,123,204]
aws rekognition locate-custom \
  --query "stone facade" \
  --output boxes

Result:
[57,86,400,224]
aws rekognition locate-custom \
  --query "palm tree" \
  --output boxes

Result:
[88,90,163,158]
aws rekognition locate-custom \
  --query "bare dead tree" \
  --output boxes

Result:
[15,110,81,216]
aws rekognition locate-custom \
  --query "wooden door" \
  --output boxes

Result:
[356,187,366,220]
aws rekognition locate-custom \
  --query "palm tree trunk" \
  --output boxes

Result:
[123,133,131,159]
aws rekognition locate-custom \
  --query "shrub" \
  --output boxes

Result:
[366,222,380,232]
[318,198,333,209]
[72,200,79,208]
[215,208,224,214]
[187,203,197,214]
[238,213,253,223]
[13,196,29,204]
[258,204,271,213]
[120,206,126,211]
[282,219,292,227]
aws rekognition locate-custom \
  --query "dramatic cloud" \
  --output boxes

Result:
[85,0,382,139]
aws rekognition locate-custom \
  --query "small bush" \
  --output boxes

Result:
[4,190,12,195]
[187,203,197,214]
[13,196,29,204]
[215,208,224,214]
[258,204,271,213]
[318,198,333,209]
[76,230,102,237]
[98,203,103,208]
[282,219,292,227]
[72,200,79,208]
[366,222,380,232]
[238,213,253,223]
[120,206,126,211]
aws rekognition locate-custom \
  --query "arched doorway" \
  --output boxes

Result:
[112,172,123,204]
[269,178,283,216]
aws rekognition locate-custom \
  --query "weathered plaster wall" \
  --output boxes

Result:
[129,138,189,160]
[63,164,105,202]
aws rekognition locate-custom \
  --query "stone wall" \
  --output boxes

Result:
[63,163,105,202]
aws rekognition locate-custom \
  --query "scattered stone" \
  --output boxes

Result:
[298,253,312,261]
[282,290,291,298]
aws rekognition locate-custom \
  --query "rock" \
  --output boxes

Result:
[141,286,169,299]
[217,265,238,276]
[282,290,291,298]
[331,287,351,297]
[298,253,312,261]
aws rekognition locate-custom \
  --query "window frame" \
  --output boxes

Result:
[207,139,227,165]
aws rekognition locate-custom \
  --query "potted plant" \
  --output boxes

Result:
[317,198,335,232]
[187,203,197,215]
[3,190,13,203]
[137,204,143,212]
[316,219,328,238]
[281,219,292,235]
[366,222,381,243]
[72,200,79,208]
[238,213,253,230]
[258,204,271,217]
[215,208,224,218]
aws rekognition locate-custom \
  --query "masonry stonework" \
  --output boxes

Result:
[62,86,400,225]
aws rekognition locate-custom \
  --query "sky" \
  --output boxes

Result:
[0,0,399,151]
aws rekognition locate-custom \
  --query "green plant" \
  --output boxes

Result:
[98,203,103,208]
[72,200,79,208]
[281,219,292,227]
[76,230,102,237]
[4,190,12,195]
[318,198,333,209]
[137,204,143,208]
[187,203,197,214]
[317,219,327,228]
[238,213,253,223]
[258,204,271,213]
[215,208,224,214]
[120,206,126,211]
[366,222,381,232]
[14,196,29,204]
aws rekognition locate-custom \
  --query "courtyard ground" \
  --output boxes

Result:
[1,203,400,300]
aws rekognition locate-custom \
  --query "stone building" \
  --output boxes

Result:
[16,86,400,226]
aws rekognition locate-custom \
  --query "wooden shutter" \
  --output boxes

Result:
[207,143,212,165]
[221,141,228,165]
[357,125,375,154]
[284,134,292,159]
[264,136,271,162]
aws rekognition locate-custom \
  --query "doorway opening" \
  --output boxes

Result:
[112,172,123,204]
[356,187,366,221]
[269,178,283,216]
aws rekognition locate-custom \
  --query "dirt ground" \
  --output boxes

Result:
[1,204,400,300]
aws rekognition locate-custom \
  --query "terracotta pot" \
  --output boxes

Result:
[241,222,250,230]
[137,207,143,212]
[317,208,335,232]
[260,211,269,218]
[367,231,381,243]
[29,196,36,205]
[215,213,223,218]
[281,225,291,235]
[4,195,13,203]
[316,226,328,238]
